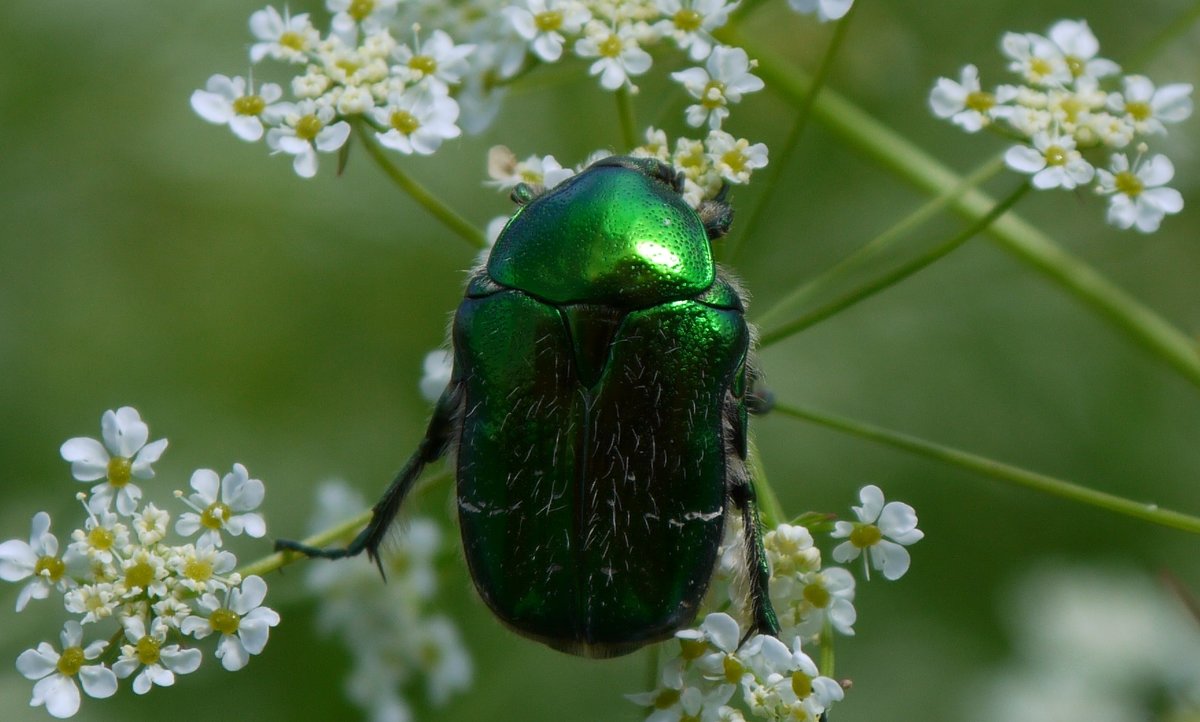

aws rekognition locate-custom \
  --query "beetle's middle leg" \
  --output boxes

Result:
[729,474,781,642]
[275,381,463,576]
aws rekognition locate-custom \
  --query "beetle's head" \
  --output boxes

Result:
[488,155,722,307]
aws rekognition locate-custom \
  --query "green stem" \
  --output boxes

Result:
[773,403,1200,535]
[731,30,1200,390]
[819,620,836,679]
[720,2,858,264]
[759,181,1030,347]
[615,86,638,151]
[753,154,1006,329]
[748,437,786,527]
[354,122,487,249]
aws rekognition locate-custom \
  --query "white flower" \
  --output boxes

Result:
[327,0,399,37]
[16,621,117,719]
[112,615,202,694]
[153,596,193,629]
[774,566,857,637]
[1095,151,1184,233]
[0,512,73,611]
[170,539,237,590]
[672,45,764,129]
[392,29,475,92]
[132,502,170,546]
[775,637,844,710]
[575,22,653,91]
[60,406,168,516]
[265,100,352,178]
[632,126,671,161]
[1001,32,1072,88]
[787,0,853,22]
[506,0,591,62]
[418,616,473,705]
[118,546,170,598]
[372,88,462,155]
[706,130,768,185]
[764,523,820,578]
[930,65,1015,132]
[64,583,121,624]
[66,506,130,567]
[1004,130,1095,190]
[420,349,454,402]
[831,484,924,580]
[182,575,280,671]
[249,6,319,63]
[190,74,284,142]
[175,464,266,549]
[1045,20,1120,81]
[1107,75,1193,136]
[485,145,575,190]
[654,0,737,61]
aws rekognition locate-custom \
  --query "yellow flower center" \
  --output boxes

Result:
[107,457,132,488]
[678,637,708,661]
[279,31,305,51]
[1029,57,1053,78]
[1043,145,1068,166]
[135,635,161,665]
[1114,171,1143,197]
[295,114,323,141]
[792,671,814,698]
[335,59,361,77]
[803,581,830,608]
[965,90,994,113]
[88,526,114,551]
[184,558,214,582]
[125,561,155,590]
[1058,96,1084,123]
[200,502,232,531]
[348,0,375,21]
[721,149,747,174]
[722,653,745,683]
[210,607,241,636]
[56,647,85,677]
[598,34,623,59]
[700,80,726,109]
[673,8,703,32]
[534,10,563,32]
[390,110,422,134]
[849,523,882,548]
[233,94,266,116]
[409,54,438,77]
[654,688,681,710]
[1125,101,1151,121]
[1065,56,1085,77]
[35,555,65,582]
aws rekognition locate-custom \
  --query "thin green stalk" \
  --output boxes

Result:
[354,122,487,249]
[749,438,786,528]
[759,181,1030,347]
[754,154,1006,328]
[730,30,1200,390]
[773,403,1200,535]
[819,621,836,679]
[615,86,638,151]
[720,2,859,264]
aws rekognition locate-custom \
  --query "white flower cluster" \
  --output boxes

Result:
[0,407,278,719]
[630,485,921,721]
[304,481,472,722]
[483,125,768,218]
[929,19,1192,233]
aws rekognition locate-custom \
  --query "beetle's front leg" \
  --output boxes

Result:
[729,475,781,642]
[275,380,463,576]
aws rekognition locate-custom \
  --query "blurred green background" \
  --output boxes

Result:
[1,0,1198,720]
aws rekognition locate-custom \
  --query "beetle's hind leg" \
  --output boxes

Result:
[274,381,463,576]
[729,474,781,642]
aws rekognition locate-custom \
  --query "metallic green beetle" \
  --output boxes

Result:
[278,155,780,657]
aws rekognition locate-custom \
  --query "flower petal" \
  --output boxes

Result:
[60,438,109,481]
[34,674,81,719]
[78,665,118,699]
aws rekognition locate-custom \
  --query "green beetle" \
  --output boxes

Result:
[278,155,780,657]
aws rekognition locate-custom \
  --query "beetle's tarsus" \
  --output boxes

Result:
[730,471,782,643]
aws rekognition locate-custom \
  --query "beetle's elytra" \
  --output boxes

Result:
[278,155,780,657]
